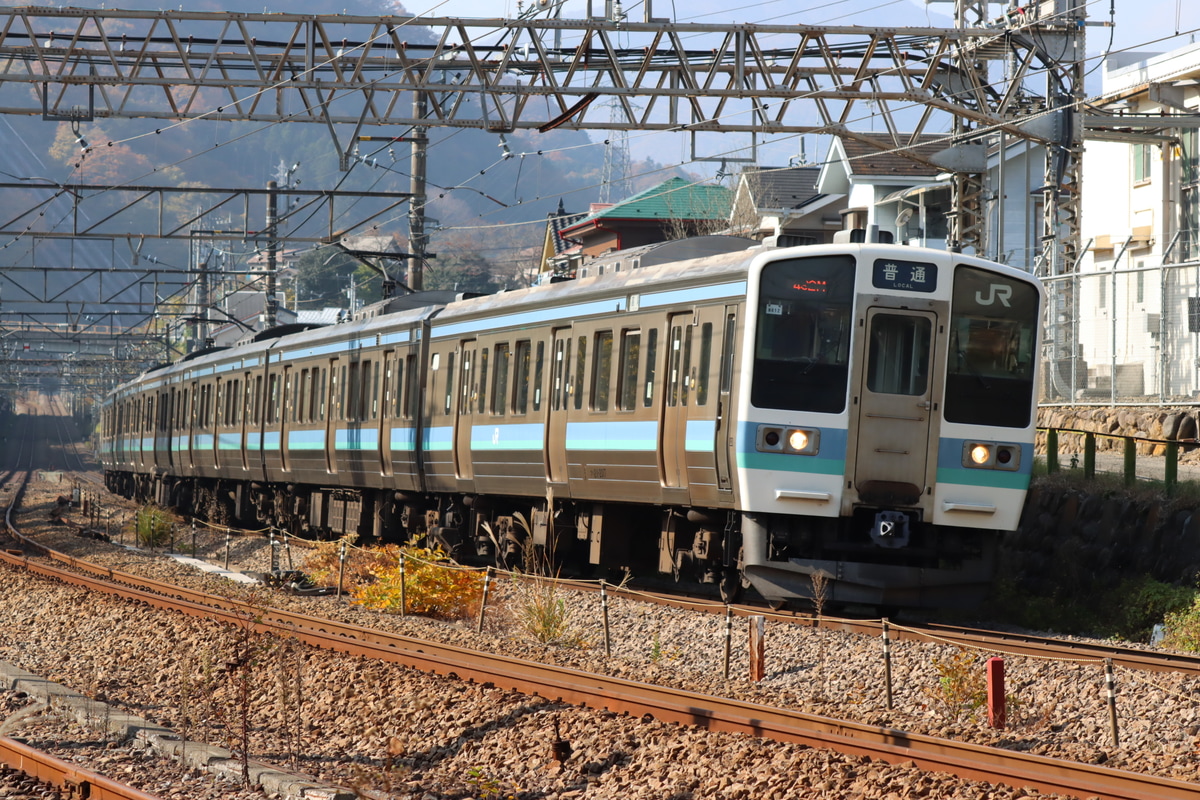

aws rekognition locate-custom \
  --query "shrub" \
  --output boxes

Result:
[923,648,986,723]
[352,545,484,620]
[506,573,589,648]
[135,504,173,548]
[1160,593,1200,652]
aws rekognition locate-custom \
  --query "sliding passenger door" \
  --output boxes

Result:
[453,340,476,481]
[545,327,572,486]
[659,313,692,490]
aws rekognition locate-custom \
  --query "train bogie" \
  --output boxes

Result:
[98,236,1042,609]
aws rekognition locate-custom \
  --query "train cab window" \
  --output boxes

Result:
[752,255,855,413]
[696,322,713,406]
[574,336,587,411]
[533,342,545,412]
[514,341,531,414]
[618,331,640,411]
[592,331,613,412]
[945,265,1040,428]
[643,328,659,408]
[492,343,510,416]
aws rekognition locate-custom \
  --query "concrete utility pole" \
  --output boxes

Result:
[408,92,428,292]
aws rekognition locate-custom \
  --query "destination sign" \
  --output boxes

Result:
[872,258,938,293]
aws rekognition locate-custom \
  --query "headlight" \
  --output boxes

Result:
[756,425,820,455]
[962,441,1021,471]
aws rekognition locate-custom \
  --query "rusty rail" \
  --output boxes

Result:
[0,737,163,800]
[0,545,1196,800]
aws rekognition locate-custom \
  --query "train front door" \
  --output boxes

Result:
[852,308,936,503]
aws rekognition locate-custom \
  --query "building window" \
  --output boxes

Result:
[1133,144,1152,184]
[1183,129,1200,261]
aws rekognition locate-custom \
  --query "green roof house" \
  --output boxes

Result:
[559,177,733,258]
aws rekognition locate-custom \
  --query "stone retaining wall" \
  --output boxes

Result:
[1036,406,1200,459]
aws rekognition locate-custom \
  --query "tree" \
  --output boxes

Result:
[422,241,503,294]
[293,247,364,309]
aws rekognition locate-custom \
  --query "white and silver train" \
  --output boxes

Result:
[98,235,1044,608]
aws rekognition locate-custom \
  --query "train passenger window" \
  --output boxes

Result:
[317,369,327,421]
[390,359,403,419]
[405,354,418,419]
[752,255,855,413]
[592,332,613,412]
[533,342,545,412]
[575,336,587,411]
[347,363,359,422]
[553,339,569,412]
[478,348,490,414]
[492,344,510,416]
[618,331,640,411]
[337,365,347,421]
[720,313,737,394]
[365,360,378,420]
[668,326,684,407]
[681,325,693,407]
[444,352,456,415]
[460,350,473,411]
[643,328,659,407]
[299,370,310,422]
[514,341,531,414]
[291,374,301,423]
[267,375,279,424]
[697,322,713,406]
[945,265,1041,428]
[865,314,931,396]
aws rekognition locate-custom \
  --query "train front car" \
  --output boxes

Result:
[736,244,1043,609]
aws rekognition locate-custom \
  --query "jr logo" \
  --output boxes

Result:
[975,284,1012,307]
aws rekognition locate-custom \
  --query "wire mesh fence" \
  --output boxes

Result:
[1040,259,1200,405]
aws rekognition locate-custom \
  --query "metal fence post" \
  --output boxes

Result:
[1123,436,1136,488]
[1047,429,1059,473]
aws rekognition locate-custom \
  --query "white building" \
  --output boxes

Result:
[1072,43,1200,402]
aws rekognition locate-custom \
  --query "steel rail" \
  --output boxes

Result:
[0,544,1195,800]
[0,737,163,800]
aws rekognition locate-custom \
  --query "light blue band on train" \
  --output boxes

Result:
[566,420,658,451]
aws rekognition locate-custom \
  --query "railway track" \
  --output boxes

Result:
[2,518,1198,800]
[8,398,1200,799]
[0,411,165,800]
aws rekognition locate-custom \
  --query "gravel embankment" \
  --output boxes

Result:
[5,477,1199,798]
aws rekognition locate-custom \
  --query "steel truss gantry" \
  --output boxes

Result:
[0,5,1088,258]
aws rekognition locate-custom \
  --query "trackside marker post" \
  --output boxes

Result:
[987,656,1005,729]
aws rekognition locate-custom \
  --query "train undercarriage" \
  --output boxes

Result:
[104,470,997,609]
[104,471,748,600]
